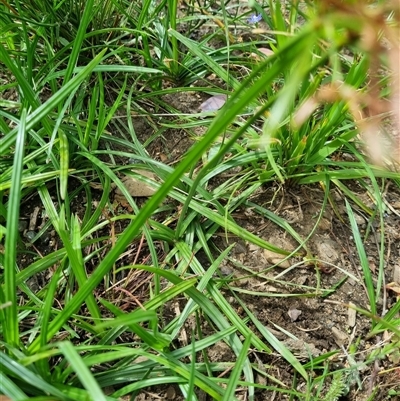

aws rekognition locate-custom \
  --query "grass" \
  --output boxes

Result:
[0,0,399,400]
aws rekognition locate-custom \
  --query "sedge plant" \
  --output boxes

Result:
[0,0,399,400]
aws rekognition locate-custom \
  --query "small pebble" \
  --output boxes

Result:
[348,302,357,327]
[288,308,302,322]
[393,264,400,283]
[24,230,36,242]
[353,213,366,226]
[331,326,348,346]
[263,249,291,268]
[220,265,234,276]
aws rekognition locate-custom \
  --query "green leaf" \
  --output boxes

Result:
[4,108,27,346]
[58,342,108,401]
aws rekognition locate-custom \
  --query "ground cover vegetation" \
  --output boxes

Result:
[0,0,399,400]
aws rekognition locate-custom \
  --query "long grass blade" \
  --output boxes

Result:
[4,108,27,346]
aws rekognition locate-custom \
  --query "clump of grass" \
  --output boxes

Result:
[0,0,399,400]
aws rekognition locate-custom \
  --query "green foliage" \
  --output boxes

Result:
[322,371,346,401]
[0,0,399,399]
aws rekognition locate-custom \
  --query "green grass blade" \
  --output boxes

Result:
[58,128,69,200]
[0,49,107,154]
[58,341,107,401]
[0,45,40,109]
[95,309,158,331]
[222,333,252,401]
[0,353,69,400]
[168,244,235,338]
[55,211,101,321]
[37,267,62,375]
[0,371,28,400]
[4,108,27,346]
[168,29,240,90]
[345,200,377,317]
[62,0,96,85]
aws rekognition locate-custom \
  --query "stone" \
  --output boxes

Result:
[263,249,291,268]
[315,238,339,263]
